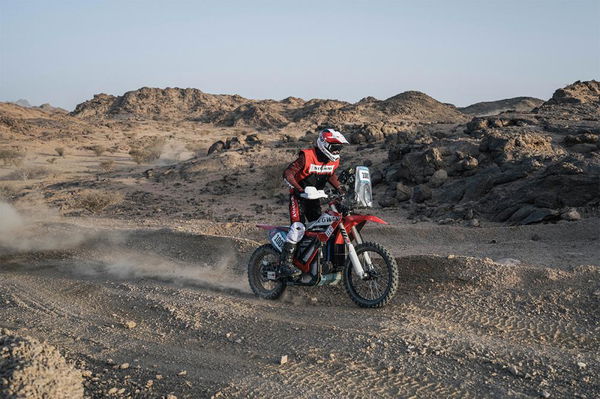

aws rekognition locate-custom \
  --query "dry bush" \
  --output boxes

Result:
[0,182,19,201]
[263,162,288,193]
[90,145,106,156]
[4,166,50,181]
[0,148,25,166]
[54,147,65,157]
[128,137,166,164]
[129,148,161,164]
[99,160,115,173]
[76,189,124,213]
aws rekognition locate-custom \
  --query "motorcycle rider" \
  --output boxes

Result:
[280,128,349,277]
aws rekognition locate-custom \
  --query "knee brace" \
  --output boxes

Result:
[286,222,305,244]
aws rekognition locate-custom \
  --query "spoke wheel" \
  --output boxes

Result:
[343,242,399,308]
[248,244,286,300]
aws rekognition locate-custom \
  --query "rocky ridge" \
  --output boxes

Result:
[71,87,468,128]
[375,80,600,225]
[458,96,544,116]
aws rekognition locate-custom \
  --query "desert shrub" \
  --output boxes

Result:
[0,148,25,166]
[76,189,123,213]
[129,148,161,164]
[128,137,165,164]
[4,166,50,181]
[263,162,288,192]
[46,158,57,164]
[55,147,65,157]
[99,160,115,173]
[90,145,106,156]
[0,182,19,200]
[21,166,50,180]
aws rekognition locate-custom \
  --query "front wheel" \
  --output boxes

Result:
[248,244,286,300]
[343,242,399,308]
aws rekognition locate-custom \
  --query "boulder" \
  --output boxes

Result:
[437,180,466,203]
[226,136,242,149]
[457,156,479,171]
[378,187,397,208]
[207,140,226,155]
[563,133,599,146]
[465,117,489,134]
[507,205,559,225]
[521,208,560,225]
[561,208,581,221]
[412,185,432,203]
[370,168,383,186]
[479,132,563,164]
[395,183,412,201]
[429,169,448,187]
[245,134,262,146]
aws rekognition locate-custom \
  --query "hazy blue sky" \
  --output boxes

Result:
[1,0,598,110]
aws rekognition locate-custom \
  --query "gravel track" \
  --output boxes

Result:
[0,221,598,398]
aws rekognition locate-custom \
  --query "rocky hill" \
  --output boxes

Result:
[0,102,89,140]
[459,97,544,116]
[535,80,600,119]
[376,80,600,225]
[71,87,468,129]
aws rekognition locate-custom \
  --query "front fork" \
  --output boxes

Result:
[338,224,365,278]
[338,223,373,280]
[352,226,374,271]
[331,205,373,280]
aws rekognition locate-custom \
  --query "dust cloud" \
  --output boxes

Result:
[0,200,91,253]
[94,249,248,292]
[0,200,247,292]
[157,141,195,165]
[0,201,23,234]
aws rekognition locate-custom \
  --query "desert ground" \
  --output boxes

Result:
[1,81,599,398]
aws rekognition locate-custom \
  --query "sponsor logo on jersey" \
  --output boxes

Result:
[308,164,335,174]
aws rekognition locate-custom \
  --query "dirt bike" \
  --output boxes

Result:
[248,166,399,308]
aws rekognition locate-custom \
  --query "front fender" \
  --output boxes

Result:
[335,214,388,244]
[344,214,388,227]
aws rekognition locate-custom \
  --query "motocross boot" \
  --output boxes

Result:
[279,242,302,278]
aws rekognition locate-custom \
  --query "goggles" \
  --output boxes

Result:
[327,143,343,153]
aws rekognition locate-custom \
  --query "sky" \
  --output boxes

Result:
[1,0,598,110]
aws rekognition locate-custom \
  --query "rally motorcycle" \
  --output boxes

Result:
[248,167,399,308]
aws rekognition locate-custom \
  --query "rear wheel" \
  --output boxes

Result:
[248,244,286,300]
[343,242,398,308]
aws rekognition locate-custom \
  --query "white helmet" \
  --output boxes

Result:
[316,128,348,162]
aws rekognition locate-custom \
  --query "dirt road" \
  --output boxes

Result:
[1,220,599,398]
